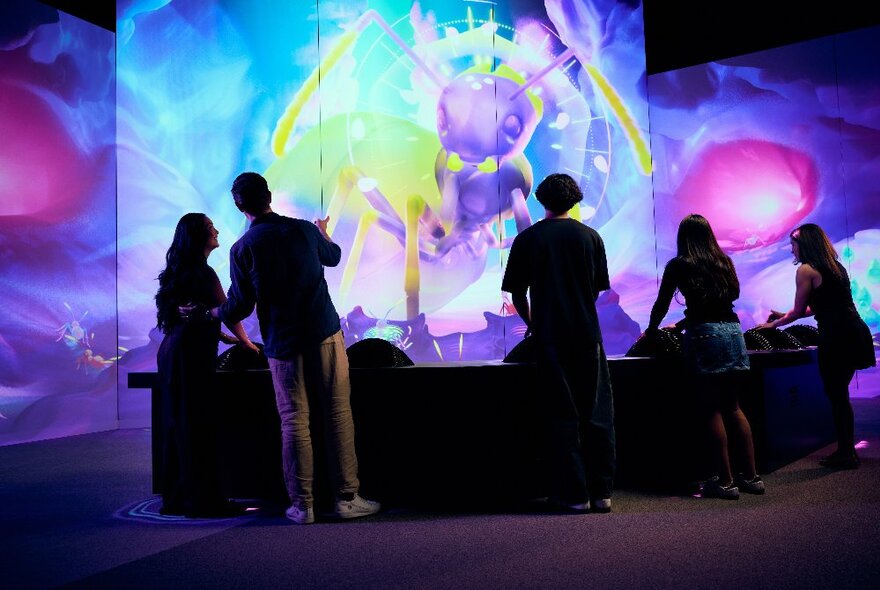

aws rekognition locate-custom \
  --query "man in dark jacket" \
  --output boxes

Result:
[211,172,380,524]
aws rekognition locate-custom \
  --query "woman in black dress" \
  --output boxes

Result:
[648,214,763,499]
[155,213,259,516]
[761,223,875,469]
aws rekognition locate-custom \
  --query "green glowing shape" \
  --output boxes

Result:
[866,259,880,284]
[265,111,441,217]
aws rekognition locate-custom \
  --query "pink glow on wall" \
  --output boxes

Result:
[0,81,89,223]
[672,140,818,251]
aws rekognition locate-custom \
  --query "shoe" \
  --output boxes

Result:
[567,500,591,513]
[819,449,848,463]
[592,498,612,513]
[285,504,315,525]
[335,494,380,520]
[700,476,740,500]
[819,452,860,470]
[734,474,766,495]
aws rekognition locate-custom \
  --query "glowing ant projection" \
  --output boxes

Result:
[56,302,91,349]
[268,8,648,322]
[55,302,120,373]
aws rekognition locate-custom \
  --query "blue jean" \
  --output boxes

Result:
[683,321,750,375]
[268,330,359,509]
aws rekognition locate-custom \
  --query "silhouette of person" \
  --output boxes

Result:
[208,172,380,524]
[156,212,258,517]
[648,214,763,499]
[760,223,875,469]
[502,173,615,513]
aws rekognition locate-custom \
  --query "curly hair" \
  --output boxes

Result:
[534,173,583,215]
[155,213,211,332]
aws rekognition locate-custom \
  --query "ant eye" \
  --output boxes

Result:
[502,115,522,139]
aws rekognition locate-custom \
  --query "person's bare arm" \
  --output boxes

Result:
[210,274,260,353]
[759,264,817,329]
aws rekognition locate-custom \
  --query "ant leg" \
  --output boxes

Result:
[510,188,532,233]
[481,223,500,249]
[496,188,532,249]
[355,10,446,88]
[416,201,446,240]
[327,166,405,237]
[325,167,358,237]
[338,210,402,310]
[405,196,427,321]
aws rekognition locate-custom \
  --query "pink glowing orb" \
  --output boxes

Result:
[0,81,89,222]
[672,140,818,251]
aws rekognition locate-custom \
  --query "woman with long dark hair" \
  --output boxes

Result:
[760,223,875,469]
[156,212,259,516]
[648,214,763,499]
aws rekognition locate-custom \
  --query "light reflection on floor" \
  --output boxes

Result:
[113,497,259,524]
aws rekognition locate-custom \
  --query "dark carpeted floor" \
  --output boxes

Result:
[2,398,879,590]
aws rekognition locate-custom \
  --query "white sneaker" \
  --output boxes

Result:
[285,504,315,525]
[567,501,590,512]
[335,494,381,520]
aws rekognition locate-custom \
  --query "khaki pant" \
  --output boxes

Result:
[268,330,359,509]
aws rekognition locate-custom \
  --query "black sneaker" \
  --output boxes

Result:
[819,452,860,469]
[592,498,612,513]
[733,474,765,495]
[700,476,739,500]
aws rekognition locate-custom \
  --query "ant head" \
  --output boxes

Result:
[437,65,542,167]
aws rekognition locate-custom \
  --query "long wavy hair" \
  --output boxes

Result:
[790,223,846,282]
[155,213,211,332]
[675,214,740,303]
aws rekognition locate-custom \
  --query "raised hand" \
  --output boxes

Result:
[314,215,331,239]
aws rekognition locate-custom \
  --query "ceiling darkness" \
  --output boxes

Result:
[34,1,880,74]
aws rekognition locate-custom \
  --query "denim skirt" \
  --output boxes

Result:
[683,321,750,375]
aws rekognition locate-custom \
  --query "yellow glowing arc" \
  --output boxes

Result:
[271,29,359,157]
[585,64,652,175]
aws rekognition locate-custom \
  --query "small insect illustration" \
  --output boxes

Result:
[56,302,91,349]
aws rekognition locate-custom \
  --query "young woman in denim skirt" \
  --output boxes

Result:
[760,224,876,470]
[647,214,764,499]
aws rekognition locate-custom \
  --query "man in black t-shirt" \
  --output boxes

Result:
[501,173,615,513]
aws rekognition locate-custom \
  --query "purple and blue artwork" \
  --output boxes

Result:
[2,1,878,446]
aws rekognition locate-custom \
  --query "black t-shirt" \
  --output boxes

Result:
[648,256,739,330]
[502,218,610,344]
